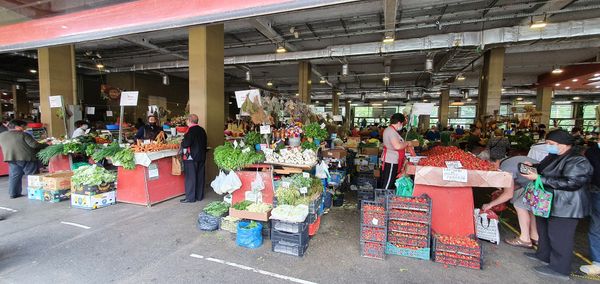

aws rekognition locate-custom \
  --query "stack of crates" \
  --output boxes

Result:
[27,171,73,202]
[433,234,482,269]
[360,200,387,260]
[385,194,432,260]
[271,218,310,257]
[308,191,323,236]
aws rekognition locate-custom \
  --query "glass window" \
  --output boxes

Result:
[355,107,371,117]
[448,119,474,127]
[430,106,439,117]
[500,105,509,116]
[551,105,573,119]
[583,104,597,119]
[459,106,476,118]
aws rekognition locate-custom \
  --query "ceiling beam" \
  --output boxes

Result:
[519,0,574,25]
[382,0,399,39]
[119,36,187,60]
[249,17,298,51]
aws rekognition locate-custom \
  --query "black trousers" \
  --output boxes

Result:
[183,160,205,202]
[379,162,399,189]
[535,216,579,275]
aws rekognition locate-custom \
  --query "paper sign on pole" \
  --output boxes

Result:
[235,89,261,108]
[411,103,435,116]
[120,91,139,106]
[260,125,271,134]
[49,96,62,108]
[106,111,113,117]
[86,107,95,115]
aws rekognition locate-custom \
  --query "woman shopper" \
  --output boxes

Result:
[486,129,510,161]
[379,113,411,189]
[580,140,600,275]
[521,129,593,280]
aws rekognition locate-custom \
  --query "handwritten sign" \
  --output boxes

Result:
[120,91,139,106]
[445,161,463,169]
[106,110,113,117]
[299,187,308,194]
[241,147,251,153]
[86,107,95,115]
[260,125,271,134]
[49,96,62,108]
[443,168,468,183]
[303,172,310,178]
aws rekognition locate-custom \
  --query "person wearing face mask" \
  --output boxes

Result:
[134,115,164,141]
[580,140,600,275]
[72,120,89,138]
[521,129,593,280]
[379,113,411,189]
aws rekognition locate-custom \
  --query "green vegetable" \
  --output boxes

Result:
[301,141,318,151]
[37,144,65,164]
[203,201,230,217]
[85,143,98,156]
[302,122,328,140]
[71,165,116,186]
[62,141,85,155]
[232,200,253,210]
[214,142,265,171]
[113,148,135,170]
[241,220,258,229]
[407,129,425,146]
[92,143,122,162]
[244,131,261,146]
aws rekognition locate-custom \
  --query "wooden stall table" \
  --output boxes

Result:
[408,164,513,237]
[116,150,184,207]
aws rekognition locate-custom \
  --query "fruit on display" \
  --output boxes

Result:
[418,146,497,171]
[225,122,245,137]
[130,143,179,153]
[361,241,385,258]
[362,203,386,226]
[71,165,116,187]
[264,147,317,166]
[387,231,428,247]
[434,234,481,257]
[361,227,386,242]
[388,220,429,235]
[388,196,430,211]
[389,209,429,223]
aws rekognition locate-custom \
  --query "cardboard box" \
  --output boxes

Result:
[414,166,514,188]
[71,191,116,210]
[323,148,347,159]
[43,171,73,191]
[27,174,47,188]
[71,182,115,195]
[229,208,271,222]
[27,187,44,200]
[43,189,70,203]
[361,147,379,156]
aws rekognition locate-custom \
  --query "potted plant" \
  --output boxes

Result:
[285,124,303,147]
[302,122,328,146]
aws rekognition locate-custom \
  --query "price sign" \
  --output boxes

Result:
[281,181,290,188]
[445,161,463,169]
[333,115,343,122]
[239,140,246,147]
[302,172,310,178]
[299,187,308,194]
[442,168,468,183]
[86,107,95,115]
[147,163,159,180]
[106,110,113,117]
[120,91,139,106]
[261,145,271,153]
[241,147,251,153]
[260,125,271,134]
[49,96,62,108]
[233,140,239,148]
[320,123,326,129]
[371,218,379,226]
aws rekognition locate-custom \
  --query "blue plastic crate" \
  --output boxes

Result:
[328,170,346,185]
[385,242,431,260]
[323,192,332,209]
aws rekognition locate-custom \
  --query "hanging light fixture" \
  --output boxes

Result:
[319,77,326,84]
[529,15,548,29]
[573,96,580,100]
[425,58,434,72]
[551,66,563,74]
[342,63,349,76]
[162,74,170,85]
[96,62,104,69]
[276,44,286,53]
[245,71,252,81]
[29,69,37,73]
[456,74,466,81]
[382,35,394,44]
[267,81,273,87]
[406,91,411,100]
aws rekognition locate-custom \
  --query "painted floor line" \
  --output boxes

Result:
[190,254,318,284]
[0,206,18,212]
[60,221,91,229]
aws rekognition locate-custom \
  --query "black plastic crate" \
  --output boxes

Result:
[360,240,385,260]
[354,176,377,188]
[308,193,323,215]
[271,227,310,248]
[361,200,387,227]
[374,189,394,204]
[357,189,374,200]
[387,194,432,212]
[306,212,318,224]
[272,240,309,257]
[272,218,309,234]
[361,224,387,243]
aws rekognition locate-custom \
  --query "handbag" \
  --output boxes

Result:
[474,209,500,244]
[524,176,553,218]
[171,156,183,176]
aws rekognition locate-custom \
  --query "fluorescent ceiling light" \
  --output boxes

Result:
[295,93,299,96]
[96,63,104,68]
[29,69,37,73]
[276,45,286,53]
[456,74,466,81]
[565,86,570,90]
[554,83,560,86]
[384,100,388,103]
[572,78,578,82]
[530,20,547,29]
[371,103,382,106]
[573,96,580,100]
[382,76,390,82]
[319,77,326,84]
[382,35,395,43]
[466,98,472,102]
[267,81,273,87]
[516,97,524,101]
[551,67,563,74]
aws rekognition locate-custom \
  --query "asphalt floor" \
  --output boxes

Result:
[0,176,598,284]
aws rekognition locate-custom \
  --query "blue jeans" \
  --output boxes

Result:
[8,161,38,198]
[590,191,600,263]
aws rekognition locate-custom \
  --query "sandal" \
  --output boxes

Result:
[531,239,539,247]
[505,237,533,248]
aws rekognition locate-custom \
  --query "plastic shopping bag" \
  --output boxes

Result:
[222,171,242,194]
[236,221,263,249]
[395,176,414,197]
[197,212,220,231]
[315,161,330,179]
[210,170,227,194]
[251,171,265,192]
[524,177,553,218]
[474,209,500,244]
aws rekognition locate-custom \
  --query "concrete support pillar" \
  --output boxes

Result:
[12,84,30,119]
[38,45,76,138]
[345,100,352,128]
[298,61,311,104]
[536,87,552,128]
[439,89,450,128]
[189,24,224,181]
[332,89,340,115]
[573,102,584,129]
[477,47,505,118]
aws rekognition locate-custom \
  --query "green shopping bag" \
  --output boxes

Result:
[524,177,553,218]
[395,176,414,197]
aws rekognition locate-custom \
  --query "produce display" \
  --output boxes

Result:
[361,241,385,259]
[389,209,429,223]
[111,148,136,170]
[244,131,262,146]
[264,147,317,166]
[231,200,271,213]
[434,234,481,257]
[130,142,179,153]
[71,165,117,186]
[387,231,428,247]
[302,122,328,140]
[388,196,430,211]
[275,175,322,206]
[418,146,497,171]
[270,204,309,223]
[388,220,429,235]
[361,203,386,226]
[91,143,122,162]
[232,200,253,210]
[213,142,265,171]
[203,201,230,217]
[362,226,386,242]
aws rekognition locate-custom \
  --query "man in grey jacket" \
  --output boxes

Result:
[0,120,47,198]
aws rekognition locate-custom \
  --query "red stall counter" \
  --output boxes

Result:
[0,149,8,176]
[116,150,184,207]
[48,155,72,173]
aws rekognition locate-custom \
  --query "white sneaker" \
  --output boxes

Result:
[580,264,600,275]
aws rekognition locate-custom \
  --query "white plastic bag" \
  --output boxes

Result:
[210,170,227,194]
[315,161,330,179]
[251,171,265,192]
[222,171,242,194]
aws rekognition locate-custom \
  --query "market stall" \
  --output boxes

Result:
[0,149,8,176]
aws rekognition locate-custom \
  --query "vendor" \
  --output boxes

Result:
[134,115,164,141]
[466,127,486,154]
[72,120,89,138]
[380,113,411,189]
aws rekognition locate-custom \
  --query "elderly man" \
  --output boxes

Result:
[0,120,47,198]
[180,114,207,203]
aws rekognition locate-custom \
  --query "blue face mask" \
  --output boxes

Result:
[546,144,560,154]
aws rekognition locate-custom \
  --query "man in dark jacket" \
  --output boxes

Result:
[180,114,207,203]
[521,129,593,279]
[134,115,164,141]
[0,120,47,198]
[581,141,600,275]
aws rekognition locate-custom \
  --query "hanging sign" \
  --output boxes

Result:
[120,91,139,106]
[86,107,95,115]
[445,161,463,169]
[235,89,261,108]
[333,115,343,122]
[260,125,271,134]
[49,96,62,108]
[412,103,435,116]
[106,111,113,117]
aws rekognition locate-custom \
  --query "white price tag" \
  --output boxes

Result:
[281,181,290,188]
[262,145,272,153]
[372,218,379,226]
[106,110,113,117]
[280,149,288,156]
[86,107,95,115]
[442,168,468,182]
[239,140,246,147]
[260,125,271,134]
[49,96,62,108]
[147,163,159,180]
[320,123,326,129]
[445,161,463,169]
[143,140,151,145]
[299,187,308,194]
[303,172,310,178]
[233,140,239,148]
[242,147,251,153]
[120,91,139,106]
[333,115,343,122]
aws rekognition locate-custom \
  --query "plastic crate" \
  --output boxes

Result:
[387,231,429,248]
[360,241,385,260]
[361,225,387,243]
[361,200,386,227]
[388,220,430,236]
[271,227,310,248]
[323,191,332,208]
[308,193,323,215]
[387,194,432,212]
[357,189,374,200]
[434,252,482,270]
[385,242,431,260]
[272,240,309,257]
[388,209,430,224]
[374,189,394,203]
[309,215,321,236]
[272,219,309,234]
[354,176,377,188]
[306,212,318,225]
[433,234,481,258]
[328,170,346,185]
